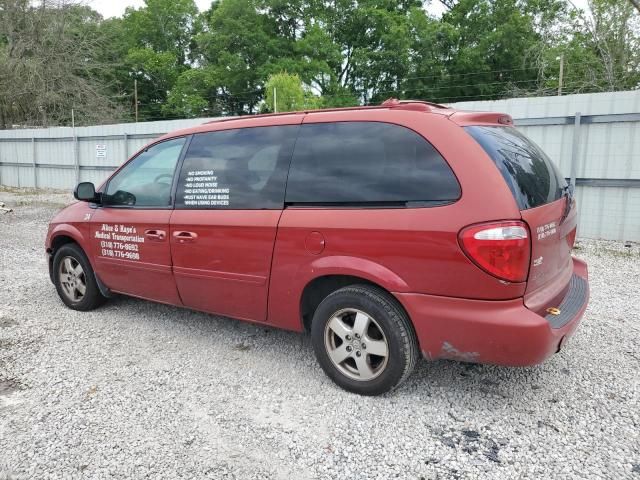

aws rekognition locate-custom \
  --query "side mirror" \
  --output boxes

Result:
[74,182,97,202]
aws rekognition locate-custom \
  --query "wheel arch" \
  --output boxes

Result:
[48,231,112,299]
[47,226,92,284]
[47,225,86,254]
[299,274,411,333]
[47,232,81,283]
[50,234,77,253]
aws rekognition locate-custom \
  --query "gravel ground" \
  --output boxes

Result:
[0,188,639,480]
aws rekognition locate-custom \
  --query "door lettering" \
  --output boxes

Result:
[536,222,557,240]
[94,223,144,260]
[182,170,230,207]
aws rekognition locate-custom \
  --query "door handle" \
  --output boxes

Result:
[173,231,198,244]
[144,229,166,241]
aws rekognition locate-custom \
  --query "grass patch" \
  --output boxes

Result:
[594,247,640,258]
[11,200,69,208]
[0,186,69,195]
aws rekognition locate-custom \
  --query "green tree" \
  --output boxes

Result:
[3,0,638,128]
[551,0,640,93]
[122,0,199,65]
[119,0,199,120]
[426,0,569,102]
[0,0,122,128]
[265,73,305,112]
[193,0,293,115]
[164,67,219,117]
[127,48,182,120]
[264,72,324,112]
[295,0,424,103]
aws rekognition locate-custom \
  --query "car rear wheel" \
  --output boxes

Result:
[53,243,106,311]
[311,285,419,395]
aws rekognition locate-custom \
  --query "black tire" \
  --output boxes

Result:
[52,243,106,311]
[311,284,419,396]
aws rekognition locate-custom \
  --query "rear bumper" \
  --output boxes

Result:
[395,257,589,366]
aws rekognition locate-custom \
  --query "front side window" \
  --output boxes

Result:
[285,122,461,206]
[175,125,297,209]
[104,137,186,207]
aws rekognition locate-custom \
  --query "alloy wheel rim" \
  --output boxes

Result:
[58,256,86,303]
[324,308,389,381]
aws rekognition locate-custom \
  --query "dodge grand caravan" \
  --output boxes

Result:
[46,99,589,395]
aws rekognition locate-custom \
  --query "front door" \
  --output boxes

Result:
[89,137,187,304]
[169,123,300,322]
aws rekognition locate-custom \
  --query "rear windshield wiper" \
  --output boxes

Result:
[559,183,574,225]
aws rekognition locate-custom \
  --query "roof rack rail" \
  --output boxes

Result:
[204,110,303,124]
[202,98,449,125]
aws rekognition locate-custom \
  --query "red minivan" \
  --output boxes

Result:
[46,100,589,395]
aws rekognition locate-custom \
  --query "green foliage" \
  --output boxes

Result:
[0,1,124,128]
[119,0,200,120]
[418,0,570,101]
[265,73,306,112]
[542,0,640,93]
[0,0,638,127]
[126,48,182,120]
[122,0,199,65]
[164,68,218,117]
[318,85,359,108]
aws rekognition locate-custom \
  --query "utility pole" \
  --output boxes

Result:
[134,79,139,122]
[39,105,47,127]
[558,54,564,96]
[273,87,277,113]
[72,108,79,184]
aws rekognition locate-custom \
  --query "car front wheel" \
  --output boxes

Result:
[53,243,106,311]
[311,285,419,396]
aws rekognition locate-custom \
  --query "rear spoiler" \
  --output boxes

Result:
[449,111,514,126]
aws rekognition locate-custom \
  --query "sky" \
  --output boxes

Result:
[88,0,589,19]
[89,0,446,19]
[89,0,212,18]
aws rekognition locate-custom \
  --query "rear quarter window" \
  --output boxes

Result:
[465,126,566,210]
[285,121,461,206]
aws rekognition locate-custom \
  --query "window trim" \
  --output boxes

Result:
[283,120,462,209]
[284,200,456,209]
[100,135,192,210]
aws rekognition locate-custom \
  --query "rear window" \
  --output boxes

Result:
[285,122,461,206]
[465,126,566,210]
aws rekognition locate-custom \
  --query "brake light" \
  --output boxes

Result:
[459,221,531,282]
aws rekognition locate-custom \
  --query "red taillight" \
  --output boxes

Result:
[459,221,531,283]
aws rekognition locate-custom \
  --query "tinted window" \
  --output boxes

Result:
[104,137,185,207]
[285,122,460,205]
[175,126,297,209]
[465,126,566,210]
